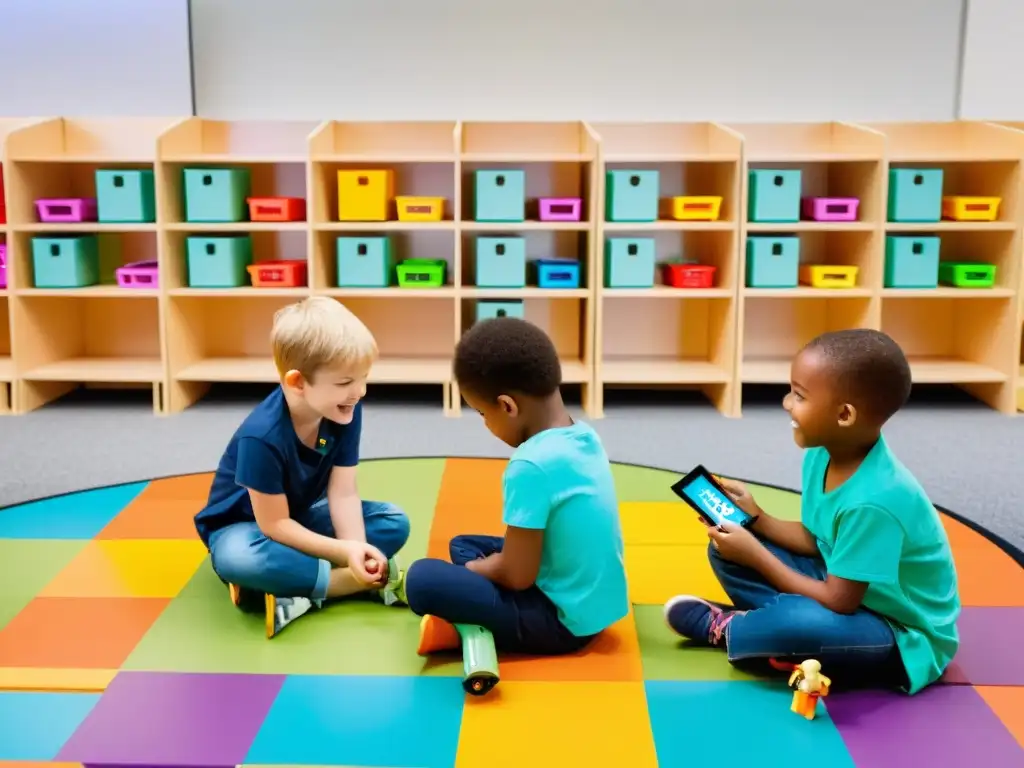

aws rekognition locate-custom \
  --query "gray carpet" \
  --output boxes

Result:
[1,385,1022,550]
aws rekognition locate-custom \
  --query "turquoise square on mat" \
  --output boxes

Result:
[0,482,147,538]
[0,692,100,760]
[245,674,465,767]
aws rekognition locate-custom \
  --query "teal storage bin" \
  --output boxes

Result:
[96,169,156,223]
[31,235,99,288]
[884,235,940,288]
[605,170,659,222]
[605,237,656,288]
[183,167,251,222]
[475,236,526,287]
[888,168,943,222]
[186,235,253,287]
[746,236,800,288]
[749,170,802,222]
[474,170,525,222]
[336,236,393,287]
[476,300,525,323]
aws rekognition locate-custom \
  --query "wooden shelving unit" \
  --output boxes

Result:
[590,122,742,417]
[0,119,29,414]
[991,122,1024,412]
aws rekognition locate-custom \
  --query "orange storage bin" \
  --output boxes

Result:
[663,263,716,288]
[941,196,1001,222]
[247,197,306,222]
[663,196,723,221]
[247,260,308,288]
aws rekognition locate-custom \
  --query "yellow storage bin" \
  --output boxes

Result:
[337,169,394,221]
[663,195,723,221]
[396,196,445,222]
[799,264,859,289]
[942,196,1001,222]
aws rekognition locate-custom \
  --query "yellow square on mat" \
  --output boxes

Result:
[619,501,709,546]
[39,539,209,599]
[455,681,658,768]
[625,544,729,605]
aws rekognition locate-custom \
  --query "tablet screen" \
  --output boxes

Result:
[677,473,753,527]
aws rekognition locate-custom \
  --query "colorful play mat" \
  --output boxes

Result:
[0,457,1021,767]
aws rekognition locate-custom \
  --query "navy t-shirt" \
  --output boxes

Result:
[194,387,361,545]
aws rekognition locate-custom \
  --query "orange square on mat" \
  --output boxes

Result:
[98,498,203,540]
[142,473,215,502]
[0,596,168,669]
[498,611,643,683]
[619,501,709,546]
[427,458,506,559]
[455,681,658,768]
[976,686,1024,748]
[625,543,729,605]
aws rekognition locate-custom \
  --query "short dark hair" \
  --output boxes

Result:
[454,317,562,401]
[803,329,912,421]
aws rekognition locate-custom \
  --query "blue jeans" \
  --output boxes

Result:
[711,538,908,686]
[207,499,409,601]
[404,535,595,655]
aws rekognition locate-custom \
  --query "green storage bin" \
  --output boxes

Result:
[183,167,251,222]
[186,235,253,287]
[939,262,996,288]
[884,235,939,288]
[31,235,99,288]
[746,236,800,288]
[605,170,659,222]
[397,258,446,287]
[476,300,525,323]
[96,169,156,223]
[888,168,943,223]
[336,236,393,287]
[749,169,802,222]
[605,237,656,287]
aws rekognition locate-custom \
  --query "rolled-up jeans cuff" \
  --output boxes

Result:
[311,558,331,601]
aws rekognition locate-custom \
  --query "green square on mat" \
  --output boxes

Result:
[610,464,681,503]
[746,483,802,521]
[0,540,87,630]
[123,560,462,678]
[633,605,756,682]
[356,457,446,562]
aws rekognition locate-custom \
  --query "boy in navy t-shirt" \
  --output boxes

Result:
[194,297,410,637]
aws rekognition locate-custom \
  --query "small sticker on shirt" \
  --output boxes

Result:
[317,437,329,454]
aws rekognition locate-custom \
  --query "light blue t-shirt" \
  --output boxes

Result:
[502,421,629,637]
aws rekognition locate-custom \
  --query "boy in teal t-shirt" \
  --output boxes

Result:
[665,329,960,694]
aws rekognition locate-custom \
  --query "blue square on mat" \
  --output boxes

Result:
[645,680,855,767]
[246,674,465,767]
[0,483,148,538]
[0,692,100,760]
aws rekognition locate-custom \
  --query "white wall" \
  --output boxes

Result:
[959,0,1024,119]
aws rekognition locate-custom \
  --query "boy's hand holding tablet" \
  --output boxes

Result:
[670,465,761,529]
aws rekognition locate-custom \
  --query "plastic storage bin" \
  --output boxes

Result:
[748,170,801,222]
[474,170,525,222]
[247,197,306,222]
[336,236,393,288]
[884,235,940,288]
[0,244,6,288]
[36,198,97,223]
[799,265,859,289]
[939,262,996,288]
[663,263,716,288]
[475,237,526,288]
[605,237,656,288]
[942,196,1001,222]
[96,170,156,223]
[538,197,582,222]
[184,168,251,222]
[396,196,445,222]
[337,170,394,222]
[605,170,659,222]
[746,236,800,288]
[888,169,943,222]
[476,300,525,323]
[186,235,253,287]
[115,260,159,289]
[31,235,99,288]
[397,259,446,287]
[535,258,581,288]
[801,197,859,222]
[664,196,722,222]
[247,260,308,288]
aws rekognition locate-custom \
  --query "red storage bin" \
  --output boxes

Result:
[247,197,306,222]
[247,260,308,287]
[663,263,716,288]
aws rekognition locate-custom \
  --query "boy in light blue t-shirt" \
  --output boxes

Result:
[404,317,629,655]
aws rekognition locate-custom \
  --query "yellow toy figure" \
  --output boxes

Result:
[788,659,830,720]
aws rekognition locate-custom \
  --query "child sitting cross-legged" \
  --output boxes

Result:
[666,329,960,694]
[404,317,630,656]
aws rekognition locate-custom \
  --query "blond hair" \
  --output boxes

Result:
[271,297,378,379]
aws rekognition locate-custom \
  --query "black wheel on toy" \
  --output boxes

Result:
[463,673,499,696]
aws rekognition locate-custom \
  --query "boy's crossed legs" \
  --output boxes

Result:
[209,498,409,636]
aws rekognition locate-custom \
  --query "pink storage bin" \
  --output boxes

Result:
[538,197,582,222]
[801,196,859,222]
[0,244,6,288]
[116,259,159,289]
[36,197,98,223]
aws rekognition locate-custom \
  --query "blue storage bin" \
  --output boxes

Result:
[535,258,581,289]
[183,167,251,222]
[605,170,659,222]
[186,235,253,287]
[884,235,940,288]
[475,236,526,287]
[746,236,800,288]
[474,170,525,222]
[605,237,655,288]
[476,300,525,323]
[31,235,99,288]
[336,236,393,288]
[96,169,156,223]
[748,169,802,222]
[888,168,943,223]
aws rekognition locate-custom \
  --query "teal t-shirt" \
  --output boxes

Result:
[502,421,629,637]
[801,435,961,694]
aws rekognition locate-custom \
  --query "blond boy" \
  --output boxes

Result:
[194,297,409,637]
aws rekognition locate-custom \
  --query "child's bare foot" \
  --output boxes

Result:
[417,615,461,655]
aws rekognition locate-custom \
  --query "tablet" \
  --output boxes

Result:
[670,465,757,528]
